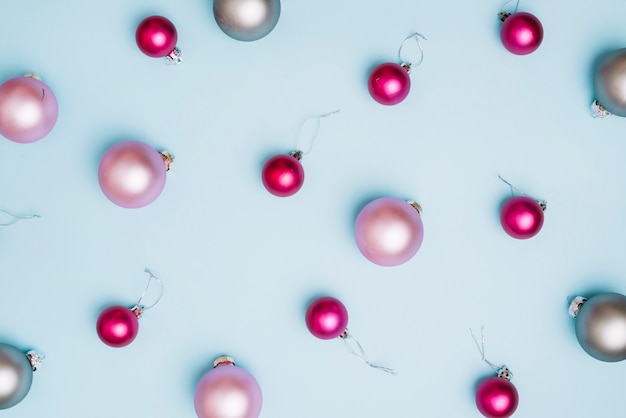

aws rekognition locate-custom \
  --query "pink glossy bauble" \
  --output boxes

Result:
[136,16,178,57]
[500,12,543,55]
[194,361,263,418]
[476,377,519,418]
[368,63,411,105]
[98,141,169,208]
[305,296,349,340]
[261,154,304,197]
[96,306,139,348]
[0,76,58,143]
[500,196,544,239]
[354,198,424,266]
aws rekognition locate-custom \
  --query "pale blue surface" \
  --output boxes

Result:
[0,1,625,417]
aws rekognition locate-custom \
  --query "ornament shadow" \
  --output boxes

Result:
[93,300,126,320]
[471,373,494,398]
[588,46,625,103]
[348,192,389,237]
[302,292,333,317]
[364,58,391,84]
[92,135,147,171]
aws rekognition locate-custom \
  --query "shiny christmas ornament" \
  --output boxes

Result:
[305,296,396,374]
[261,110,339,197]
[213,0,280,42]
[0,344,43,410]
[354,197,424,266]
[368,33,426,105]
[592,48,626,118]
[96,270,163,348]
[136,15,183,64]
[194,356,262,418]
[569,293,626,362]
[498,11,543,55]
[98,140,173,208]
[0,74,58,143]
[471,327,519,418]
[499,176,545,239]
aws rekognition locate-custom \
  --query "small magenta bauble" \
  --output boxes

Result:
[96,270,163,348]
[0,345,43,410]
[136,16,182,64]
[354,198,424,266]
[194,356,263,418]
[498,176,545,239]
[471,327,519,418]
[368,33,426,105]
[499,11,543,55]
[592,48,626,118]
[569,293,626,362]
[0,74,58,143]
[261,110,338,197]
[305,296,396,374]
[98,140,173,208]
[213,0,280,42]
[261,151,304,197]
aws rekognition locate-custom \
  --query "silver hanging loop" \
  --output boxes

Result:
[470,325,513,380]
[339,329,397,375]
[295,109,340,156]
[0,209,41,226]
[131,269,164,318]
[398,33,427,73]
[498,176,547,210]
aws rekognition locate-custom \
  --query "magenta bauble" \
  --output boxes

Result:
[194,357,263,418]
[0,75,58,143]
[261,152,304,197]
[98,141,172,208]
[354,198,424,266]
[136,16,182,63]
[500,12,543,55]
[500,196,544,239]
[475,377,519,418]
[368,63,411,105]
[96,306,139,348]
[305,296,349,340]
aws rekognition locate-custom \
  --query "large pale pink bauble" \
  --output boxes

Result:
[354,198,424,266]
[500,12,543,55]
[0,75,58,143]
[475,377,519,418]
[136,16,178,57]
[194,360,263,418]
[261,153,304,197]
[96,306,139,348]
[500,196,544,239]
[305,296,348,340]
[98,141,169,208]
[368,63,411,105]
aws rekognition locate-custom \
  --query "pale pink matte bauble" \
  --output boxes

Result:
[96,306,139,348]
[475,377,519,418]
[500,12,543,55]
[98,141,168,208]
[354,197,424,266]
[0,76,58,143]
[305,296,349,340]
[194,362,263,418]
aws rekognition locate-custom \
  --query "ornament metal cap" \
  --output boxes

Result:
[166,47,183,65]
[213,355,235,367]
[26,350,44,371]
[498,12,511,22]
[130,305,144,319]
[289,150,303,161]
[568,296,588,318]
[591,100,612,119]
[160,151,174,171]
[496,365,513,380]
[407,200,422,214]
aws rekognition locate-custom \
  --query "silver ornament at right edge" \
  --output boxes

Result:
[213,0,280,42]
[569,293,626,362]
[593,48,626,117]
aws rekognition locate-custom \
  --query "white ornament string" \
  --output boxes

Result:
[0,209,41,226]
[470,325,512,378]
[500,0,520,14]
[498,175,546,208]
[398,32,427,69]
[134,269,165,312]
[295,109,340,156]
[339,329,397,375]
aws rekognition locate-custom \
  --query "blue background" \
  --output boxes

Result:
[1,0,625,417]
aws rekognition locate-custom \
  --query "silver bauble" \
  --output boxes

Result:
[0,344,33,409]
[573,293,626,362]
[594,48,626,117]
[213,0,280,41]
